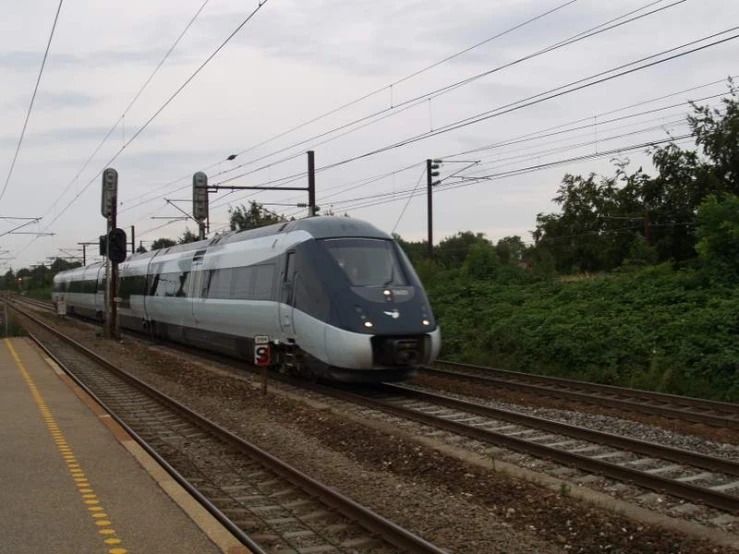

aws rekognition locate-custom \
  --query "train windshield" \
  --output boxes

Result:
[322,238,408,287]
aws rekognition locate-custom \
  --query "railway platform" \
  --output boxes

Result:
[0,336,249,554]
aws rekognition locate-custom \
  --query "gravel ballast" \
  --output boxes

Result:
[17,308,739,554]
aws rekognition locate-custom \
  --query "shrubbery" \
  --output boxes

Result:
[424,265,739,401]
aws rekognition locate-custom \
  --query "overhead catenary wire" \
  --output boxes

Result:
[12,0,273,264]
[39,0,213,221]
[39,0,273,234]
[337,134,696,213]
[311,26,739,176]
[392,168,427,234]
[0,0,64,206]
[208,0,688,189]
[117,0,667,215]
[138,74,728,235]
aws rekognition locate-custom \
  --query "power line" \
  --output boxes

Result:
[315,27,739,173]
[112,0,685,224]
[40,0,273,233]
[122,0,661,215]
[211,0,686,188]
[40,0,213,221]
[211,0,584,177]
[114,1,579,214]
[336,134,696,213]
[392,168,426,234]
[0,0,64,205]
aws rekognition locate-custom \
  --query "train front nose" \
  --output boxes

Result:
[372,336,425,367]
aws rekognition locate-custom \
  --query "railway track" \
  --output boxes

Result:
[312,382,739,514]
[9,302,447,554]
[12,297,739,514]
[424,360,739,430]
[17,295,739,431]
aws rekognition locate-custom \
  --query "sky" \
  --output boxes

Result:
[0,0,737,269]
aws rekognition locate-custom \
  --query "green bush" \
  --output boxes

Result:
[426,266,739,402]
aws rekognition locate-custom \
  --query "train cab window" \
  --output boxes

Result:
[322,239,408,287]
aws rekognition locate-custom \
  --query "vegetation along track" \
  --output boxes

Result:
[9,303,447,554]
[425,360,739,429]
[312,381,739,514]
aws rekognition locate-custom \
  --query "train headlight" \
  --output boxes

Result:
[422,319,431,326]
[355,305,374,330]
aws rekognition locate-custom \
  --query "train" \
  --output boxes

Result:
[52,216,441,382]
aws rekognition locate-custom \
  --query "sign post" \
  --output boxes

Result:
[254,335,271,395]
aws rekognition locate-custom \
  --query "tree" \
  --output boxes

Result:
[393,234,428,266]
[179,228,199,244]
[151,238,176,250]
[495,236,528,265]
[436,232,491,269]
[229,201,286,231]
[695,194,739,279]
[462,241,500,280]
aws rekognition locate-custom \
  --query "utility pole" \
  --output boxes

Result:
[78,242,97,265]
[307,150,317,216]
[206,151,318,219]
[130,226,135,254]
[426,159,442,258]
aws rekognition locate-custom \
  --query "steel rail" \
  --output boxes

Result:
[10,302,448,554]
[310,383,739,514]
[386,384,739,477]
[425,362,739,429]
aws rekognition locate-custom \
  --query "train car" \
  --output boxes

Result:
[52,216,441,382]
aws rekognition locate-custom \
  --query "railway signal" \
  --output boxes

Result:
[426,159,443,258]
[101,167,121,340]
[193,172,209,240]
[107,228,127,264]
[101,168,118,218]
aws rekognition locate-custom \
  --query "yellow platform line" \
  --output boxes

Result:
[6,339,128,554]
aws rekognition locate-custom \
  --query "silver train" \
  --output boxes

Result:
[52,217,441,382]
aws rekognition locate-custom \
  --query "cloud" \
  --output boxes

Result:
[0,48,189,72]
[4,91,100,111]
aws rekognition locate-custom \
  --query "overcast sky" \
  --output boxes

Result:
[1,0,737,268]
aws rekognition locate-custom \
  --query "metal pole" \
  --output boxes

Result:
[111,192,120,340]
[307,150,316,217]
[426,159,433,259]
[131,225,135,255]
[81,244,86,266]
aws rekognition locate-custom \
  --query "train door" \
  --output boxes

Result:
[278,252,296,340]
[189,249,207,325]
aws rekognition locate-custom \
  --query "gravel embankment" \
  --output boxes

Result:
[18,310,739,554]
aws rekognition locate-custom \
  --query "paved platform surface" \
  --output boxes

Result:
[0,336,247,554]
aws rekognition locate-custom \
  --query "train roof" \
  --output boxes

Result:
[128,216,391,263]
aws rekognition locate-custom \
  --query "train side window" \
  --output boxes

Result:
[253,264,275,301]
[231,266,254,299]
[208,268,233,299]
[283,253,295,304]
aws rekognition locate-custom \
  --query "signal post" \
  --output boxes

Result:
[101,168,127,340]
